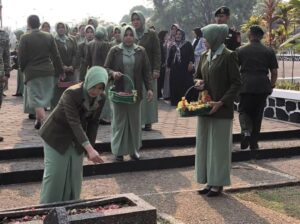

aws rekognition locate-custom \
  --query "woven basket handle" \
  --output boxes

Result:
[113,73,135,90]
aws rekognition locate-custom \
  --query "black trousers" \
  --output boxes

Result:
[238,93,268,146]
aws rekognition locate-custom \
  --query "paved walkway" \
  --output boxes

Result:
[1,156,300,223]
[1,71,300,150]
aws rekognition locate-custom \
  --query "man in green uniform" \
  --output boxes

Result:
[214,6,241,51]
[237,25,278,150]
[0,29,11,142]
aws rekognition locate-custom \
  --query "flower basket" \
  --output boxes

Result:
[108,74,137,104]
[176,86,212,117]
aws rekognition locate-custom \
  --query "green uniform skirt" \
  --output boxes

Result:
[23,84,35,114]
[111,101,142,156]
[100,81,112,121]
[141,79,158,125]
[40,142,84,204]
[26,76,54,108]
[195,117,232,186]
[16,69,24,95]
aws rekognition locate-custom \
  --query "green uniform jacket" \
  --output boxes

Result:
[55,37,77,71]
[18,30,64,83]
[75,41,89,81]
[195,48,241,119]
[138,29,161,72]
[39,83,106,154]
[104,45,152,100]
[86,39,111,67]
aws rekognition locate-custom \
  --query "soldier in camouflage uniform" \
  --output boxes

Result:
[0,29,11,142]
[214,6,241,51]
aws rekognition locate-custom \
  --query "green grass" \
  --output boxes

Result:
[157,217,172,224]
[235,186,300,220]
[276,80,300,91]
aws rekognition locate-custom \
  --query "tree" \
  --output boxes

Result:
[119,5,154,24]
[262,0,280,46]
[275,2,295,43]
[149,0,257,39]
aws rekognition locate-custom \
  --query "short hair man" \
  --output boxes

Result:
[237,25,278,150]
[214,6,241,50]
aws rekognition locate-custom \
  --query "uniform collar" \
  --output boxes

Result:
[207,44,225,63]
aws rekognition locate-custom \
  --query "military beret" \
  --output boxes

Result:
[249,25,264,36]
[214,6,230,16]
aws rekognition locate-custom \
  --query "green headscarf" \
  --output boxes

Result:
[201,24,228,52]
[84,66,108,91]
[131,11,145,40]
[95,26,108,41]
[120,25,138,55]
[120,25,137,42]
[83,66,108,111]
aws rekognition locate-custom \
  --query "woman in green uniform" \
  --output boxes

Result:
[131,11,161,131]
[104,25,153,161]
[39,66,107,204]
[194,24,241,197]
[51,22,77,110]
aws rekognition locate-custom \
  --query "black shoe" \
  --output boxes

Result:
[99,119,111,125]
[34,120,42,130]
[198,187,211,195]
[28,114,36,120]
[0,136,3,142]
[142,124,152,131]
[250,143,259,151]
[241,133,250,150]
[12,93,22,97]
[115,156,124,162]
[206,190,222,197]
[206,187,223,197]
[130,152,140,160]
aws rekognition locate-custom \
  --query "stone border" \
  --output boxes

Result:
[0,193,157,224]
[264,89,300,123]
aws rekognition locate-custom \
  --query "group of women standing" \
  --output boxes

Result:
[18,10,241,204]
[34,12,158,203]
[158,24,206,106]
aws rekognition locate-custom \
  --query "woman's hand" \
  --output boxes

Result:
[209,101,224,115]
[85,144,104,164]
[147,90,154,102]
[194,79,205,90]
[112,72,122,80]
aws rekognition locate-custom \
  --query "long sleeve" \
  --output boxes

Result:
[167,46,175,68]
[86,96,106,146]
[104,47,116,80]
[62,91,89,145]
[220,52,241,107]
[151,31,161,72]
[18,36,28,72]
[50,36,64,75]
[142,49,152,91]
[194,38,206,57]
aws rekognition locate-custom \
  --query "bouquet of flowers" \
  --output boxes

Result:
[176,90,212,117]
